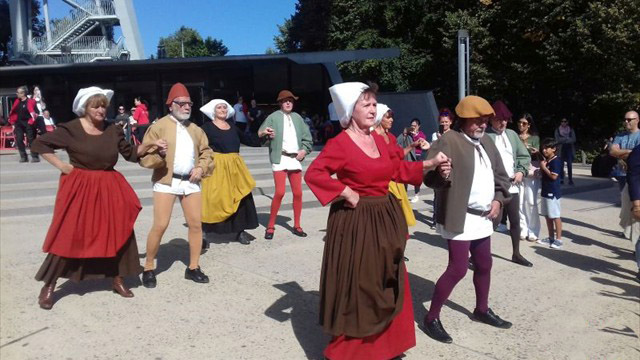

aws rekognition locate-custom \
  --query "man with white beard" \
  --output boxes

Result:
[139,83,214,288]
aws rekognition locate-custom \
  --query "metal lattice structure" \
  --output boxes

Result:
[8,0,144,65]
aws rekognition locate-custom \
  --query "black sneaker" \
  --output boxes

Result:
[422,318,453,343]
[141,270,157,288]
[19,157,28,163]
[473,308,512,329]
[185,266,209,283]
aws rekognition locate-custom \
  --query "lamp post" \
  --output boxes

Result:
[457,30,470,101]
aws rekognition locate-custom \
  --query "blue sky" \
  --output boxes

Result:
[44,0,298,57]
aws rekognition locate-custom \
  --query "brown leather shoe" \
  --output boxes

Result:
[38,283,55,310]
[112,276,134,298]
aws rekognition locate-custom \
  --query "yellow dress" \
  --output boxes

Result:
[388,180,416,227]
[201,153,256,223]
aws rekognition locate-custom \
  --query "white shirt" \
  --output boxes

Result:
[431,132,440,142]
[171,116,195,175]
[272,113,302,171]
[494,130,518,194]
[234,103,247,123]
[437,134,495,241]
[43,116,55,126]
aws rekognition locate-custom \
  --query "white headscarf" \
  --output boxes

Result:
[374,103,390,127]
[200,99,235,120]
[328,82,370,128]
[72,87,113,116]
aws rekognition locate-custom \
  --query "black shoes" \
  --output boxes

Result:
[473,308,512,329]
[185,266,209,283]
[237,231,251,245]
[292,227,307,237]
[265,228,274,240]
[422,318,453,344]
[142,270,157,288]
[512,254,533,267]
[19,157,28,163]
[30,155,40,163]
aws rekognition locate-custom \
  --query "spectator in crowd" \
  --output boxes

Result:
[554,118,576,185]
[431,108,453,142]
[300,110,317,143]
[423,95,512,344]
[114,104,131,142]
[9,85,39,163]
[626,144,640,280]
[258,90,313,240]
[32,85,46,114]
[409,118,427,203]
[517,113,541,241]
[35,109,54,135]
[486,101,533,267]
[132,96,150,143]
[234,96,248,132]
[537,138,564,249]
[247,99,264,134]
[610,110,640,239]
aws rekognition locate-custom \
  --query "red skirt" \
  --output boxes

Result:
[323,264,416,360]
[42,168,142,258]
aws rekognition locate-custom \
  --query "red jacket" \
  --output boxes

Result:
[9,98,37,125]
[133,103,149,125]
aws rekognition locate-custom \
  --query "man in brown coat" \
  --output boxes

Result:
[421,95,513,344]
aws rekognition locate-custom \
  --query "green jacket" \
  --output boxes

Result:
[259,110,313,164]
[486,128,531,176]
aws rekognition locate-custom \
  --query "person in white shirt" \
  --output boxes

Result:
[234,96,248,132]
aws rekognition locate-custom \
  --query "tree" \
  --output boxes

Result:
[274,0,331,53]
[275,0,640,147]
[158,26,228,58]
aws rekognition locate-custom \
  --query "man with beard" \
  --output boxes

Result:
[139,83,214,287]
[422,95,513,343]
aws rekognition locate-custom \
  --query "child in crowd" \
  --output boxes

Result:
[537,138,564,249]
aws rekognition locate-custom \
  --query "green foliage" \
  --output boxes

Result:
[158,26,228,58]
[275,0,640,149]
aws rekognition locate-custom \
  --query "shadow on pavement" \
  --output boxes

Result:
[564,229,634,262]
[410,231,445,251]
[257,213,295,233]
[563,217,623,239]
[138,238,190,276]
[590,276,640,303]
[408,272,472,325]
[532,246,637,281]
[264,281,326,360]
[600,325,638,338]
[56,275,142,304]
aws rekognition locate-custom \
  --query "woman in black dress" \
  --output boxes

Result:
[199,99,260,245]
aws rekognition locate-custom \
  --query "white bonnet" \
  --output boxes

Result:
[328,82,370,128]
[374,103,390,126]
[200,99,235,120]
[72,86,114,116]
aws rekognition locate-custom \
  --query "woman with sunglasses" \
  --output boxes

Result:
[517,113,541,241]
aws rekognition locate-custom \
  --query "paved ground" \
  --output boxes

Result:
[0,148,638,360]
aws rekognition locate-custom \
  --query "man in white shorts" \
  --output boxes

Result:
[139,83,214,287]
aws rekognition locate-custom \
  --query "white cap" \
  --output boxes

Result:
[374,103,390,126]
[200,99,234,120]
[328,82,369,128]
[72,86,113,116]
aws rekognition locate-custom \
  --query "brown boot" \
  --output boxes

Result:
[112,276,134,298]
[38,283,55,310]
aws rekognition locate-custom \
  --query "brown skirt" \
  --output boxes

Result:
[35,233,142,284]
[320,194,408,338]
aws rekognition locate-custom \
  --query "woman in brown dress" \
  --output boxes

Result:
[32,87,166,310]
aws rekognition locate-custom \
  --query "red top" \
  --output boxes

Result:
[305,131,423,206]
[9,98,37,125]
[133,103,150,125]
